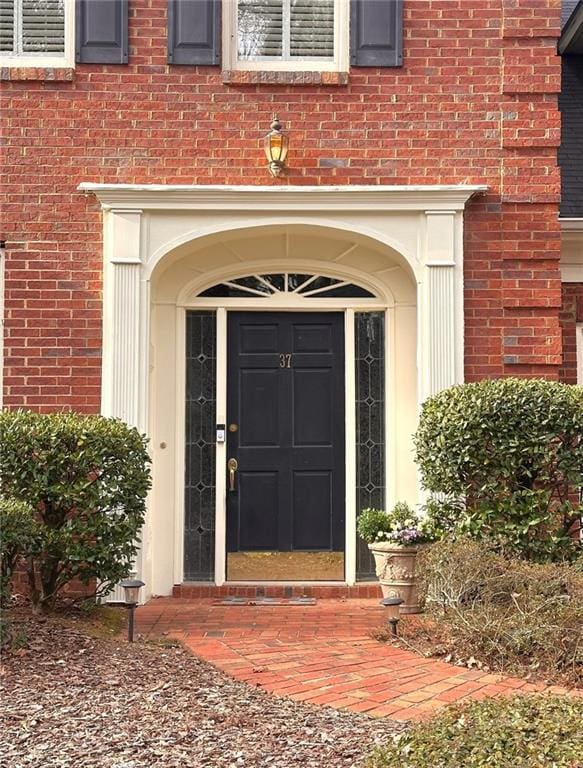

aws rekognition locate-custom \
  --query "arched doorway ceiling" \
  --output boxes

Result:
[152,224,417,307]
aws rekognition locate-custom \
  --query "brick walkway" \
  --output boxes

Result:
[136,597,574,721]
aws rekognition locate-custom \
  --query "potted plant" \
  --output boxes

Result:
[357,502,433,614]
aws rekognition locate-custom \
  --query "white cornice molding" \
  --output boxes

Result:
[78,183,488,212]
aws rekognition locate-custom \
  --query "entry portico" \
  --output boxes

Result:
[80,184,487,600]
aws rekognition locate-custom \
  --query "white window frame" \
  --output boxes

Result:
[577,323,583,386]
[223,0,349,73]
[0,0,75,68]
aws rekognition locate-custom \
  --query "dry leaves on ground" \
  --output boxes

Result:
[1,612,405,768]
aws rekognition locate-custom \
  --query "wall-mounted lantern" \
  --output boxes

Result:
[264,115,289,177]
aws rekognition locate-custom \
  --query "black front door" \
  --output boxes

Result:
[226,312,345,573]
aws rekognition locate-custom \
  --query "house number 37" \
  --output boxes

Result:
[279,353,292,368]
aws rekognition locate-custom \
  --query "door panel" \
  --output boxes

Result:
[293,368,333,446]
[292,471,332,549]
[226,312,345,578]
[239,369,279,446]
[292,323,332,352]
[240,323,278,353]
[238,472,279,550]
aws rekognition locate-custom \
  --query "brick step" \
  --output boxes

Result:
[172,583,382,599]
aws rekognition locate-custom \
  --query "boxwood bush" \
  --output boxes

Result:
[0,411,151,613]
[414,378,583,561]
[368,695,583,768]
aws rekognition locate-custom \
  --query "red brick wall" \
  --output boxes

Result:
[1,0,564,409]
[559,283,583,384]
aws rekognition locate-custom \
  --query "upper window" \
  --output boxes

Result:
[224,0,349,72]
[0,0,74,67]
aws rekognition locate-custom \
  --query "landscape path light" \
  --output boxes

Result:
[380,597,404,637]
[119,579,145,642]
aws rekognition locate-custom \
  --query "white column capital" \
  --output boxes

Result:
[105,208,143,265]
[422,209,457,267]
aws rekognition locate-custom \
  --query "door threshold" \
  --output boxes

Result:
[173,582,382,599]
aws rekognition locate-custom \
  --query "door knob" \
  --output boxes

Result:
[228,458,238,492]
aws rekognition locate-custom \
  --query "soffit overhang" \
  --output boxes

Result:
[559,0,583,54]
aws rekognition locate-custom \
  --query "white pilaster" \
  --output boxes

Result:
[101,208,149,600]
[102,209,145,427]
[419,210,464,400]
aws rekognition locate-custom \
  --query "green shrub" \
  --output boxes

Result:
[0,411,151,613]
[417,538,583,685]
[414,378,583,561]
[367,694,583,768]
[0,497,39,605]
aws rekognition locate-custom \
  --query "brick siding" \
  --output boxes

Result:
[1,0,565,409]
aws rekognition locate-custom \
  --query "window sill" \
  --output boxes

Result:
[222,70,349,86]
[0,66,75,82]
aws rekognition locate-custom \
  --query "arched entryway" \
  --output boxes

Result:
[82,183,486,598]
[150,224,417,592]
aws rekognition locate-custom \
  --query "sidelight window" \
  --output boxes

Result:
[355,312,386,579]
[184,311,217,581]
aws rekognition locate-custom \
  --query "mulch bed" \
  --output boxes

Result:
[1,609,405,768]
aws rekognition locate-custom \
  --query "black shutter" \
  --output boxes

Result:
[168,0,220,66]
[76,0,128,64]
[350,0,403,67]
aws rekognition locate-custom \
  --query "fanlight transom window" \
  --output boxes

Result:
[198,273,377,299]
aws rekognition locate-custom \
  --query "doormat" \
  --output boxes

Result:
[215,597,317,606]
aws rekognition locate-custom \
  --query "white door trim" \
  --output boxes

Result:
[344,309,357,585]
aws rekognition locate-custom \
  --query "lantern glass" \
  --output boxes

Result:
[263,134,273,164]
[120,579,145,605]
[265,133,288,165]
[380,597,403,621]
[386,602,400,621]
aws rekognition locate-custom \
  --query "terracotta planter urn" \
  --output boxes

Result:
[368,541,421,614]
